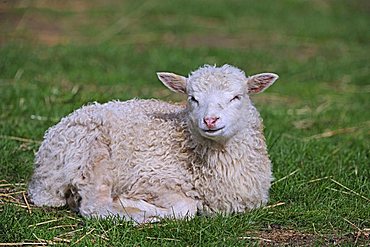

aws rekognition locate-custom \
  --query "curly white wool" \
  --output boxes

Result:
[28,64,279,223]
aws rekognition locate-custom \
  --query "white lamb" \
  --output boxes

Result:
[28,64,279,223]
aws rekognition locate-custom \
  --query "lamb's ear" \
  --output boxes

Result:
[157,72,187,94]
[247,73,279,94]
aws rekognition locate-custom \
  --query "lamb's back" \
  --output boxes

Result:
[37,99,190,174]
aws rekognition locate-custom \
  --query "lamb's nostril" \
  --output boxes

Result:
[204,116,219,128]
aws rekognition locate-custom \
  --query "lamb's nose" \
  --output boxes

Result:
[203,116,219,129]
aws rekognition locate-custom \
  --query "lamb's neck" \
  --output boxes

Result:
[192,131,253,170]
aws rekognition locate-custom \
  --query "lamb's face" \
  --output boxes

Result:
[157,64,279,142]
[185,67,250,141]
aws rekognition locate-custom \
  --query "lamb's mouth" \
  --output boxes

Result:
[202,127,225,135]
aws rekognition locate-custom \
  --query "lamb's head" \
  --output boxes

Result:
[157,64,278,142]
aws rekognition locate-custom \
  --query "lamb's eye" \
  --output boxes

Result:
[230,95,242,102]
[189,96,199,104]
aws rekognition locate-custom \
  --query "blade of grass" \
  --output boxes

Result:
[331,179,370,202]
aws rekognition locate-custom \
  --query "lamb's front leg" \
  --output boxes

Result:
[78,186,172,223]
[111,197,170,223]
[111,192,199,223]
[77,183,115,218]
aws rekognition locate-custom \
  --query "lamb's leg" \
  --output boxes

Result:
[76,154,117,218]
[78,183,114,218]
[112,197,170,223]
[78,185,198,224]
[110,193,198,224]
[77,180,170,223]
[149,192,198,220]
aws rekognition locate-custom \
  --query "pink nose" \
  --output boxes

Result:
[203,116,219,129]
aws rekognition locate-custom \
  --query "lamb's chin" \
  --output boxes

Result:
[198,127,231,142]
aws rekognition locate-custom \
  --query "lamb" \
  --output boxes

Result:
[28,64,279,223]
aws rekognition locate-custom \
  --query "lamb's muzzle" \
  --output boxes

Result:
[203,116,219,129]
[28,64,279,224]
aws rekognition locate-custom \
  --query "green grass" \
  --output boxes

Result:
[1,0,369,245]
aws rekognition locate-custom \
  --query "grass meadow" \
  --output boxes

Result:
[0,0,369,245]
